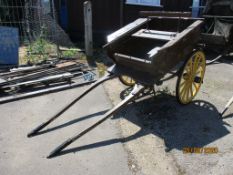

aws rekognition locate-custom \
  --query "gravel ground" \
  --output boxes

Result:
[103,58,233,175]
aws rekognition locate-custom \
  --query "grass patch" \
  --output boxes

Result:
[21,38,57,64]
[96,62,107,77]
[62,49,77,58]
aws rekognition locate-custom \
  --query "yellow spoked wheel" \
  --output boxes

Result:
[119,75,136,87]
[176,51,206,105]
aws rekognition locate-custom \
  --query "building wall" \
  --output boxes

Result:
[124,0,193,23]
[62,0,193,42]
[65,0,120,41]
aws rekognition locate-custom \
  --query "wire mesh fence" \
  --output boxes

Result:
[0,0,75,65]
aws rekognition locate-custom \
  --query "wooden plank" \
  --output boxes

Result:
[140,11,192,18]
[84,1,93,57]
[114,53,152,64]
[149,16,203,20]
[147,47,161,57]
[106,18,149,43]
[55,61,77,68]
[132,29,177,41]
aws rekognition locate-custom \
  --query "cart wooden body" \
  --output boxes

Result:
[104,18,203,85]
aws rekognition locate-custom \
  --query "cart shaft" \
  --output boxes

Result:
[220,95,233,116]
[27,72,116,137]
[47,84,145,158]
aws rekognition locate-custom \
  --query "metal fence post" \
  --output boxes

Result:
[51,0,61,58]
[84,1,93,57]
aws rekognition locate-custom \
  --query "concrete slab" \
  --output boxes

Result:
[0,85,132,175]
[104,59,233,175]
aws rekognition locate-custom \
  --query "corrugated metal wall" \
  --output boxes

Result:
[62,0,193,41]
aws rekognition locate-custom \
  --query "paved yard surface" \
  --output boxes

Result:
[0,86,132,175]
[104,58,233,175]
[0,58,233,175]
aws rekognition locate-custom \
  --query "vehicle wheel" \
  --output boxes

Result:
[119,75,136,87]
[176,50,206,105]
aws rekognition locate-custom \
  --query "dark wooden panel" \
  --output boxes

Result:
[60,0,193,41]
[123,4,162,24]
[66,0,120,40]
[163,0,193,11]
[124,0,193,24]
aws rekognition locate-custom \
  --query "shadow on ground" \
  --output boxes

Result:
[206,53,233,66]
[35,110,109,136]
[53,89,231,157]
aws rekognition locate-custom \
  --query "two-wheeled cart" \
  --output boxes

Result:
[28,16,206,158]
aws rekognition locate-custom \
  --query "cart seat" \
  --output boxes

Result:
[201,33,227,45]
[132,29,177,41]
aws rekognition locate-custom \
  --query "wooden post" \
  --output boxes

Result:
[84,1,93,57]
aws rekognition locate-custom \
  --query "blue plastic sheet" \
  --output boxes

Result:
[0,27,19,65]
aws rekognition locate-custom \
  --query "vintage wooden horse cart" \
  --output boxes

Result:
[27,16,207,158]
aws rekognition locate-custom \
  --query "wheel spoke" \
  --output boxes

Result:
[180,80,190,101]
[193,82,199,93]
[193,55,200,74]
[190,83,193,96]
[180,79,186,88]
[180,81,187,96]
[185,83,190,102]
[185,60,192,73]
[188,82,193,100]
[181,85,188,102]
[196,69,202,75]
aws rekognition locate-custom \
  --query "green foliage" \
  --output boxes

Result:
[25,38,56,64]
[23,23,57,64]
[62,49,77,58]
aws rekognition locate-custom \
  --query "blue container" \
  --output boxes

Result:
[192,0,200,17]
[60,0,68,30]
[0,27,19,65]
